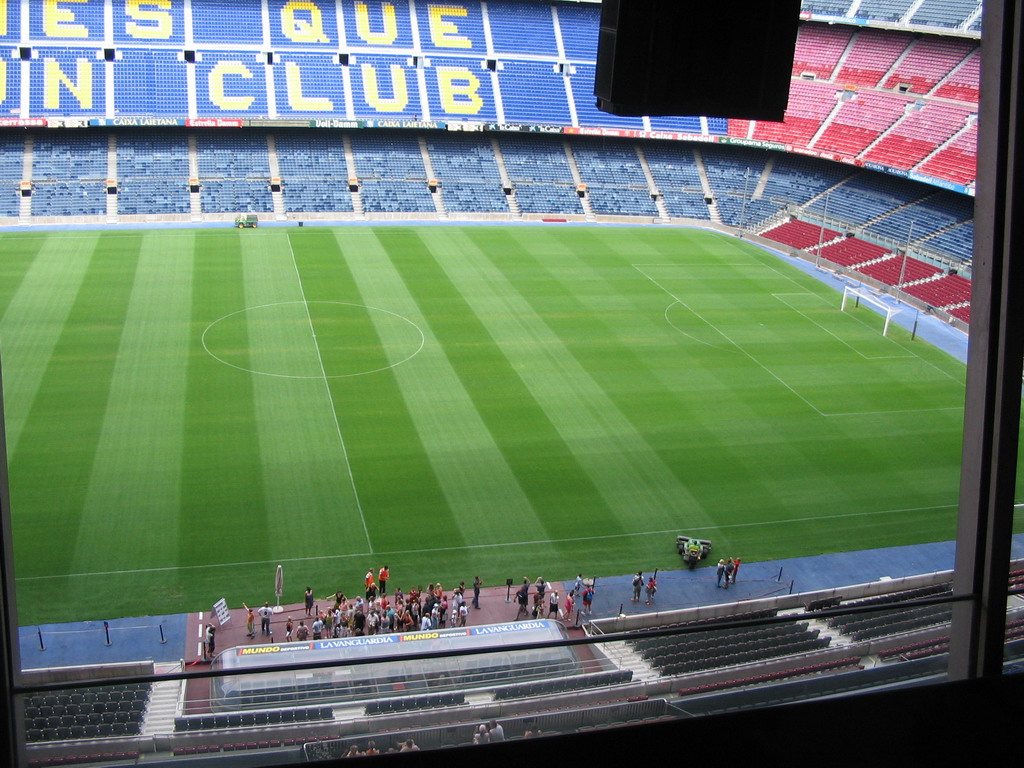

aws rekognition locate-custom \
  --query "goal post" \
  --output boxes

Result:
[840,285,902,337]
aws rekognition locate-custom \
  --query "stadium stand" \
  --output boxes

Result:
[882,36,976,94]
[917,122,979,184]
[496,60,573,125]
[274,131,354,214]
[29,134,108,218]
[195,133,272,214]
[642,144,711,220]
[851,0,917,23]
[836,28,915,88]
[572,139,658,217]
[909,0,982,28]
[863,102,974,169]
[762,219,842,250]
[814,90,912,157]
[487,0,560,56]
[792,23,854,79]
[0,137,24,219]
[753,81,839,146]
[426,134,509,214]
[115,132,192,216]
[349,132,435,214]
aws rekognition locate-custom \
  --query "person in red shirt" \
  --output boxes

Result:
[378,566,390,595]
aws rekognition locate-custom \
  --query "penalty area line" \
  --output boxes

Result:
[16,503,958,582]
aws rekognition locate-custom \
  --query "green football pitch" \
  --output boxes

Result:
[0,225,979,625]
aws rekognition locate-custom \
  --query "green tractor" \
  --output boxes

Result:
[677,535,713,570]
[234,214,259,228]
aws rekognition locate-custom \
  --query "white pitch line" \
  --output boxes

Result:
[634,264,829,416]
[745,249,966,387]
[285,233,373,554]
[15,503,963,582]
[771,292,914,361]
[637,265,961,418]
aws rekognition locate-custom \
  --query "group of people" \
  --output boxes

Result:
[514,574,595,620]
[472,720,505,744]
[631,572,658,605]
[716,557,741,588]
[342,738,420,756]
[277,569,489,642]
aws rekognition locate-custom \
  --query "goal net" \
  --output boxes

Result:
[840,285,902,336]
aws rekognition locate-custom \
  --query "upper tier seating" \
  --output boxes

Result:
[555,2,600,61]
[852,0,916,23]
[909,0,981,28]
[814,90,912,157]
[753,81,838,145]
[836,29,914,88]
[933,50,981,102]
[792,24,854,79]
[497,61,573,125]
[863,102,973,169]
[917,124,978,184]
[487,1,559,56]
[882,37,976,94]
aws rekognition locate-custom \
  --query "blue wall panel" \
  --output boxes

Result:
[343,0,415,50]
[115,49,188,115]
[195,50,269,116]
[193,0,263,44]
[269,0,340,48]
[30,49,105,116]
[30,0,104,42]
[112,0,186,46]
[415,2,486,55]
[273,52,347,116]
[350,54,422,119]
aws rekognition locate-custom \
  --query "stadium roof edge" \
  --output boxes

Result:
[802,13,981,40]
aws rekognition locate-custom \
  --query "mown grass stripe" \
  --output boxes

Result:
[288,230,457,558]
[68,231,193,575]
[9,233,142,585]
[422,227,715,534]
[0,234,47,315]
[240,231,369,558]
[341,228,552,549]
[178,231,272,612]
[385,228,623,543]
[0,233,100,456]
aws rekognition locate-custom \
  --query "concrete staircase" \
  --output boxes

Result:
[564,141,595,221]
[266,134,287,221]
[342,134,365,219]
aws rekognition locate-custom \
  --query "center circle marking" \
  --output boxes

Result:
[201,301,425,379]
